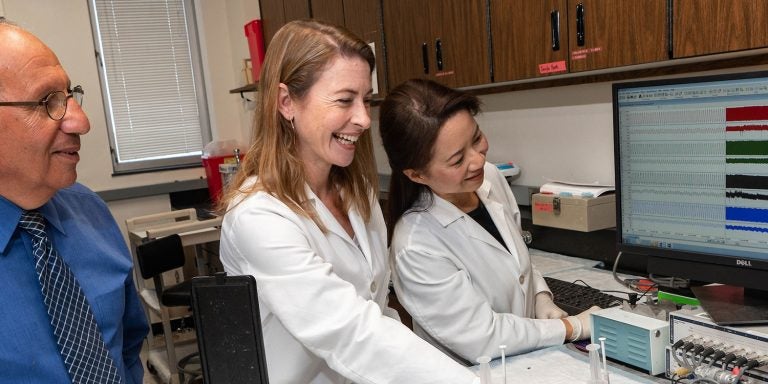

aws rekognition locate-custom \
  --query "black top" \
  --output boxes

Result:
[466,201,509,252]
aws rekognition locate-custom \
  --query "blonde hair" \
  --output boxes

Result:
[220,19,378,227]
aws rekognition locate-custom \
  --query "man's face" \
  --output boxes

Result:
[0,27,90,208]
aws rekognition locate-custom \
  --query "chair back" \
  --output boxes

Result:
[135,234,186,279]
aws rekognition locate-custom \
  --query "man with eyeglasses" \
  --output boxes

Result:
[0,19,149,383]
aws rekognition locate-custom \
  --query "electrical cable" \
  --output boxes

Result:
[670,340,689,375]
[688,378,718,384]
[681,342,696,369]
[706,350,725,367]
[733,359,760,383]
[611,251,661,295]
[690,345,705,368]
[721,353,736,370]
[696,347,714,367]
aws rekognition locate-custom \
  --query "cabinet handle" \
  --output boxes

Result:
[550,10,560,51]
[576,3,585,47]
[421,42,429,74]
[435,38,444,71]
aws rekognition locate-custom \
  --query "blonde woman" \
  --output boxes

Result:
[219,20,478,384]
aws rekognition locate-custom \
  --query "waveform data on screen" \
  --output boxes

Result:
[615,74,768,262]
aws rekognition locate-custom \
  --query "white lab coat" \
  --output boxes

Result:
[219,178,477,384]
[391,162,566,364]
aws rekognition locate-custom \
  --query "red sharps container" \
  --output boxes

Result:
[201,140,245,203]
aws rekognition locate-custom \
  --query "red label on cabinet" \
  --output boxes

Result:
[534,202,553,212]
[538,61,567,74]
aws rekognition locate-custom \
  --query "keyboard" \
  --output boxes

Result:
[543,276,624,316]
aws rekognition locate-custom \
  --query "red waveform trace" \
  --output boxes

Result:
[726,106,768,121]
[726,124,768,132]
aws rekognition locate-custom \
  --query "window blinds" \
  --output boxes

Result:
[91,0,209,171]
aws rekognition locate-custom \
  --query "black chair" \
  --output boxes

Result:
[136,234,198,383]
[191,273,269,384]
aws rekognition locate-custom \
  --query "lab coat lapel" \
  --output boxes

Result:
[348,206,373,269]
[477,178,523,270]
[305,185,373,269]
[429,192,509,255]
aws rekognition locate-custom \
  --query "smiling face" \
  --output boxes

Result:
[405,110,489,202]
[0,27,91,209]
[280,55,372,183]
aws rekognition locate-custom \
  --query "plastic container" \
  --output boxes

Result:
[201,140,245,202]
[219,162,239,193]
[244,20,266,82]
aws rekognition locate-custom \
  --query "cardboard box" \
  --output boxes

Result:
[531,193,616,232]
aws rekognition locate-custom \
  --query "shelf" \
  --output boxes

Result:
[229,83,258,98]
[229,83,258,93]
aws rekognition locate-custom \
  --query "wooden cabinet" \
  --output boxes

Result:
[382,0,490,89]
[258,0,386,96]
[340,0,387,96]
[491,0,668,82]
[259,0,310,49]
[673,0,768,58]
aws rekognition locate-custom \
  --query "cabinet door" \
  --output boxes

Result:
[383,0,489,89]
[492,0,569,82]
[382,0,435,88]
[435,0,491,88]
[343,0,388,96]
[259,0,311,48]
[567,0,667,73]
[673,0,768,58]
[311,0,345,26]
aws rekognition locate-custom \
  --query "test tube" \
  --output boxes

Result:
[599,337,610,384]
[587,343,602,384]
[499,345,507,384]
[476,356,492,384]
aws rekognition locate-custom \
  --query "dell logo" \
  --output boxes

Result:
[736,259,752,267]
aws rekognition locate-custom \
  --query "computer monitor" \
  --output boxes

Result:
[612,70,768,325]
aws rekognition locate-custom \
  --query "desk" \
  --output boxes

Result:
[511,249,667,383]
[475,343,664,383]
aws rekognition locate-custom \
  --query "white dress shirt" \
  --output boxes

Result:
[391,162,566,364]
[220,178,478,383]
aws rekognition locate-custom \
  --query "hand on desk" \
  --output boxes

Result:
[534,292,569,319]
[565,306,602,342]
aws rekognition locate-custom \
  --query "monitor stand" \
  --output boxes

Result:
[691,284,768,326]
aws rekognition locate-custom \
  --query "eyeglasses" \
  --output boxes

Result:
[0,85,84,120]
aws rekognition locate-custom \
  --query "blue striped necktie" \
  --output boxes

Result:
[18,210,123,384]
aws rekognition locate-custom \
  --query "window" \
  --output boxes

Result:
[89,0,211,173]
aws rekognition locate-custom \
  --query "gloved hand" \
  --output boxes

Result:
[534,292,568,319]
[565,305,601,342]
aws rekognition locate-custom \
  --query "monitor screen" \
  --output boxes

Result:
[612,71,768,322]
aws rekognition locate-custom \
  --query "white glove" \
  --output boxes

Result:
[565,305,601,342]
[534,292,568,319]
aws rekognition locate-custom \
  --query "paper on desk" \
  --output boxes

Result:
[540,179,615,197]
[480,346,657,384]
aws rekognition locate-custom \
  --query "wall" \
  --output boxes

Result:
[370,83,616,188]
[1,0,259,244]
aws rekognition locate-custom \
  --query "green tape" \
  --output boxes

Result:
[657,290,700,306]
